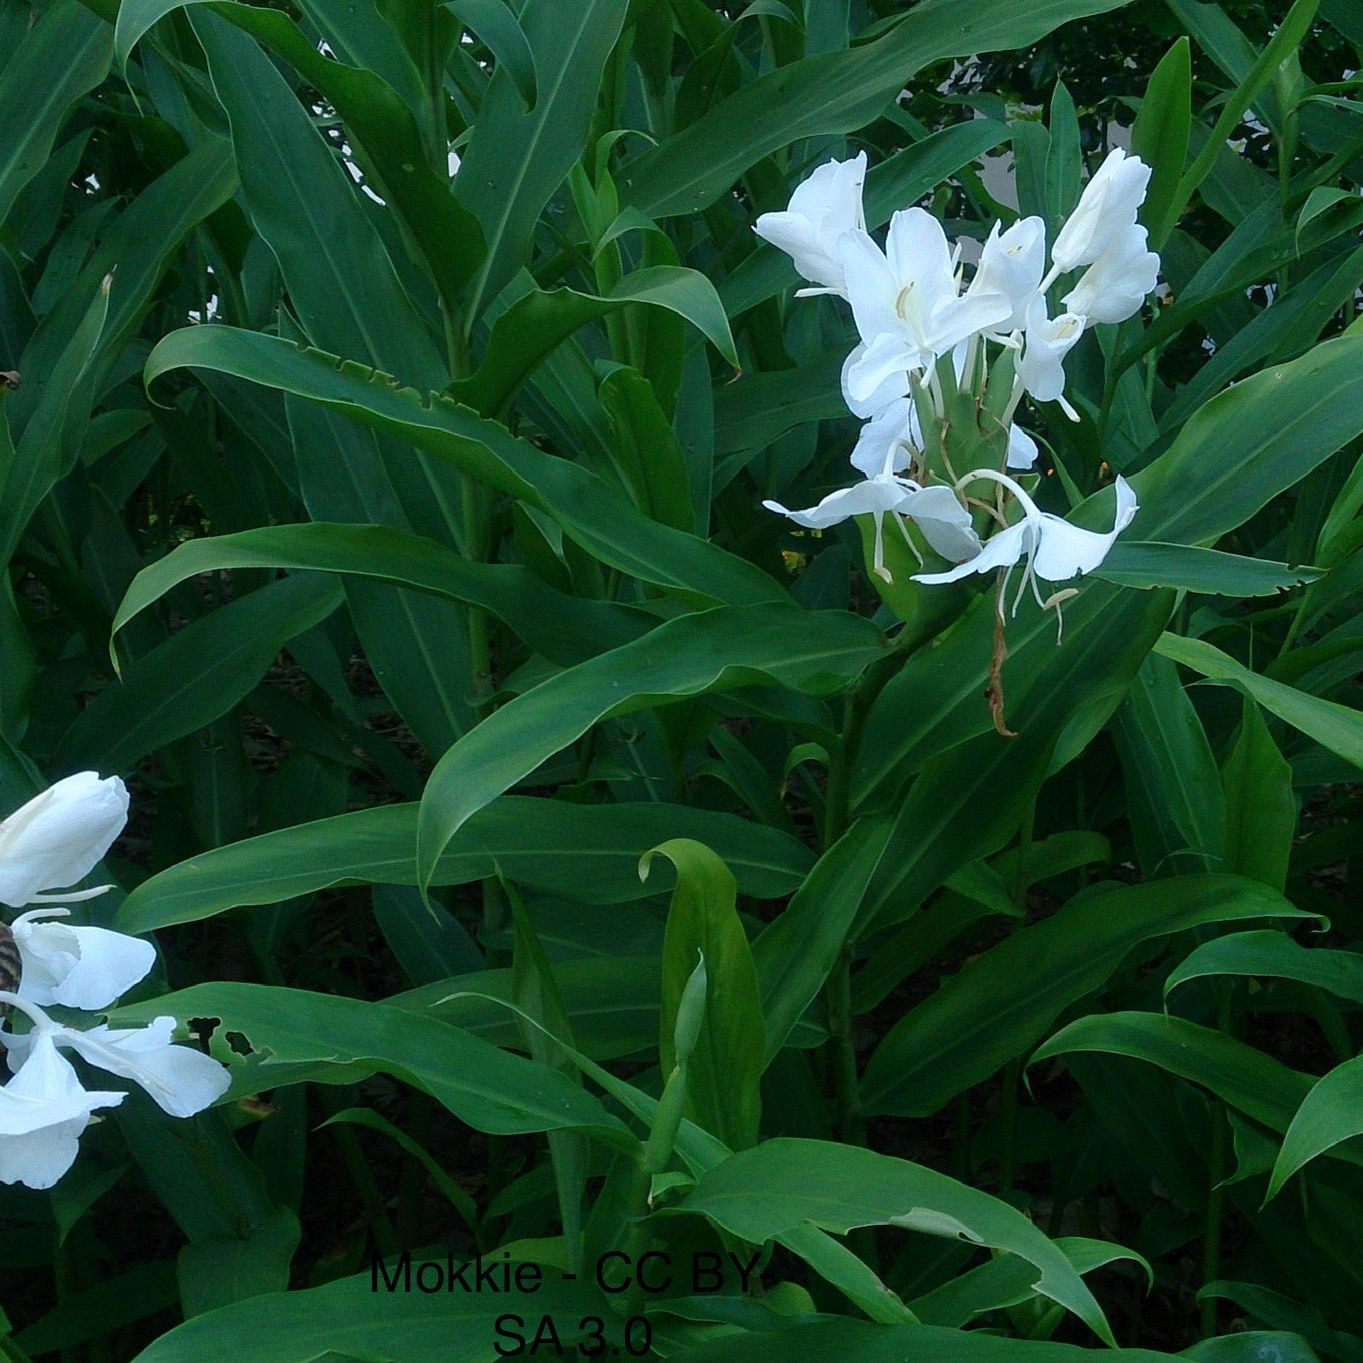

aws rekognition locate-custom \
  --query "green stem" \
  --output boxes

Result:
[827,947,864,1145]
[1201,986,1234,1337]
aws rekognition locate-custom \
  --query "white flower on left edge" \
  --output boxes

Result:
[0,1004,230,1188]
[0,773,155,1010]
[0,772,128,908]
[0,1030,125,1190]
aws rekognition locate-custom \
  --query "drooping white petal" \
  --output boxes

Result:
[1031,476,1139,583]
[12,912,155,1010]
[0,774,128,908]
[1050,148,1152,273]
[968,217,1046,332]
[1017,298,1086,404]
[764,474,915,530]
[1006,424,1040,471]
[839,342,908,419]
[0,1031,124,1189]
[849,399,916,478]
[900,486,982,563]
[58,1018,230,1119]
[1061,222,1160,325]
[753,152,868,295]
[913,518,1035,585]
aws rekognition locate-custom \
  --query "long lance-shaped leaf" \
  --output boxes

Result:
[623,0,1134,218]
[860,875,1315,1119]
[117,0,483,308]
[451,268,738,417]
[1033,1012,1314,1135]
[672,1138,1115,1345]
[1156,633,1363,773]
[143,326,784,607]
[0,0,111,226]
[1270,1055,1363,1198]
[109,982,629,1141]
[453,0,630,321]
[58,575,344,774]
[115,798,814,933]
[415,605,886,893]
[109,523,653,668]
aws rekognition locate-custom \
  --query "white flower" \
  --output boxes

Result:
[1050,148,1151,274]
[0,773,128,908]
[753,152,868,297]
[2,1002,229,1119]
[0,1029,124,1189]
[9,908,155,1010]
[53,1018,231,1119]
[838,209,1012,408]
[913,471,1138,630]
[967,216,1046,332]
[765,467,980,581]
[1017,299,1087,417]
[849,390,1039,477]
[1062,222,1160,325]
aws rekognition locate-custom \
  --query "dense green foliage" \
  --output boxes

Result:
[4,0,1363,1358]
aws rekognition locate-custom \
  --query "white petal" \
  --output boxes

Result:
[849,399,915,478]
[840,342,908,419]
[11,919,81,1004]
[61,1018,230,1118]
[913,519,1032,584]
[1051,148,1151,272]
[900,486,981,562]
[842,331,919,410]
[0,773,128,907]
[1031,476,1139,582]
[0,1031,124,1135]
[1006,425,1040,471]
[48,927,156,1010]
[1062,223,1159,324]
[764,476,914,530]
[970,217,1045,331]
[0,1114,89,1188]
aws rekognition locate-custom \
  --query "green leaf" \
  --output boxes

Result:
[1271,1055,1363,1198]
[752,815,892,1063]
[59,575,343,773]
[1131,37,1192,247]
[0,0,111,227]
[648,839,765,1149]
[1034,1012,1314,1133]
[177,1208,300,1318]
[144,326,783,606]
[1095,542,1321,596]
[454,267,738,418]
[1156,633,1363,774]
[861,875,1310,1118]
[115,798,814,932]
[453,0,630,321]
[445,0,536,108]
[660,1319,1195,1363]
[110,982,629,1139]
[673,1138,1115,1345]
[128,1269,603,1363]
[1221,699,1296,891]
[109,522,651,668]
[191,13,445,387]
[623,0,1135,218]
[1166,930,1363,1012]
[416,605,883,892]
